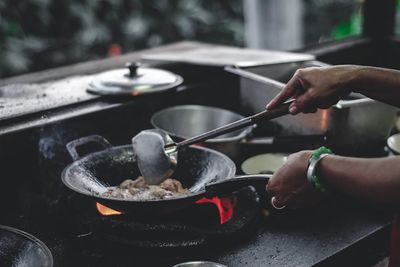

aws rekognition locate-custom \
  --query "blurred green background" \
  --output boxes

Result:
[0,0,364,78]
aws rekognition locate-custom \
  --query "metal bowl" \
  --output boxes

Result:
[151,105,252,142]
[0,225,53,267]
[173,261,227,267]
[151,105,253,158]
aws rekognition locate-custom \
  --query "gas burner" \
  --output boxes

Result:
[66,187,261,257]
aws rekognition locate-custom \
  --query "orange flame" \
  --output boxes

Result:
[96,202,123,216]
[196,196,235,224]
[96,196,235,224]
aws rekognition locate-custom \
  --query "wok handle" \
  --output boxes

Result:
[66,135,112,161]
[205,174,271,207]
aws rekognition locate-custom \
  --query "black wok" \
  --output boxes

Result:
[62,135,272,216]
[0,225,53,267]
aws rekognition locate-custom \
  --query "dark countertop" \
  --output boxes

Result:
[0,41,393,267]
[0,42,209,135]
[0,42,203,124]
[214,205,391,266]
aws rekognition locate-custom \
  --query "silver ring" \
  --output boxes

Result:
[271,196,286,210]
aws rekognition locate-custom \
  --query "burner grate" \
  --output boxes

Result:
[67,187,261,252]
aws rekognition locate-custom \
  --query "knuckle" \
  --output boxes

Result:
[280,89,290,98]
[295,68,305,77]
[294,98,305,109]
[307,88,318,99]
[266,180,276,192]
[287,153,297,161]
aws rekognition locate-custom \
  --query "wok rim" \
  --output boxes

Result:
[151,105,253,143]
[61,144,236,203]
[0,225,54,267]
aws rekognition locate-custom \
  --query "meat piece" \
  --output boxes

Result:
[127,187,141,195]
[159,178,182,192]
[148,185,172,199]
[119,176,147,189]
[160,178,189,194]
[102,188,131,199]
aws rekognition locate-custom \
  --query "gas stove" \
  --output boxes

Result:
[63,187,261,266]
[0,42,393,267]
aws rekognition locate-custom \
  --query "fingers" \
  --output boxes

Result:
[267,67,343,114]
[266,74,303,110]
[266,178,290,209]
[266,151,312,209]
[288,89,304,114]
[289,87,321,114]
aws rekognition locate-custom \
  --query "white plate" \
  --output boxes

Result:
[241,153,288,175]
[387,133,400,155]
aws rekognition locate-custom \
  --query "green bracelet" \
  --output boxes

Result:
[307,146,334,193]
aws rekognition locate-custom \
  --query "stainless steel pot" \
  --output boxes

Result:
[226,61,398,151]
[151,105,253,158]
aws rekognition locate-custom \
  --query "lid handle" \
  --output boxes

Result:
[125,62,141,77]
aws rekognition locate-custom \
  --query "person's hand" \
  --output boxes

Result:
[266,150,322,209]
[266,66,357,114]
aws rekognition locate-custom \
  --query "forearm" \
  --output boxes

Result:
[350,66,400,107]
[319,155,400,206]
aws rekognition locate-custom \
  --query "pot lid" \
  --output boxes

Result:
[87,62,183,96]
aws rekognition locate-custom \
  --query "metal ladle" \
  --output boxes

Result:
[132,100,293,185]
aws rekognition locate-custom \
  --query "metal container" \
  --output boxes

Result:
[151,105,253,159]
[226,61,398,151]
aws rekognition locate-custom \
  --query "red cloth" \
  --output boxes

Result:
[390,215,400,267]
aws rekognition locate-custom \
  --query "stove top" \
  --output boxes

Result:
[59,187,261,266]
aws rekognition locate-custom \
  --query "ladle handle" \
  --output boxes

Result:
[249,99,293,124]
[172,100,293,149]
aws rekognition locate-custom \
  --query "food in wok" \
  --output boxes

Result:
[102,176,190,200]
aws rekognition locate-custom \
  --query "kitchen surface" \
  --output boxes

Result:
[0,41,395,266]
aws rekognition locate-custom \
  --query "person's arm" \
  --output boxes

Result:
[352,66,400,107]
[266,65,400,114]
[266,151,400,209]
[319,155,400,205]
